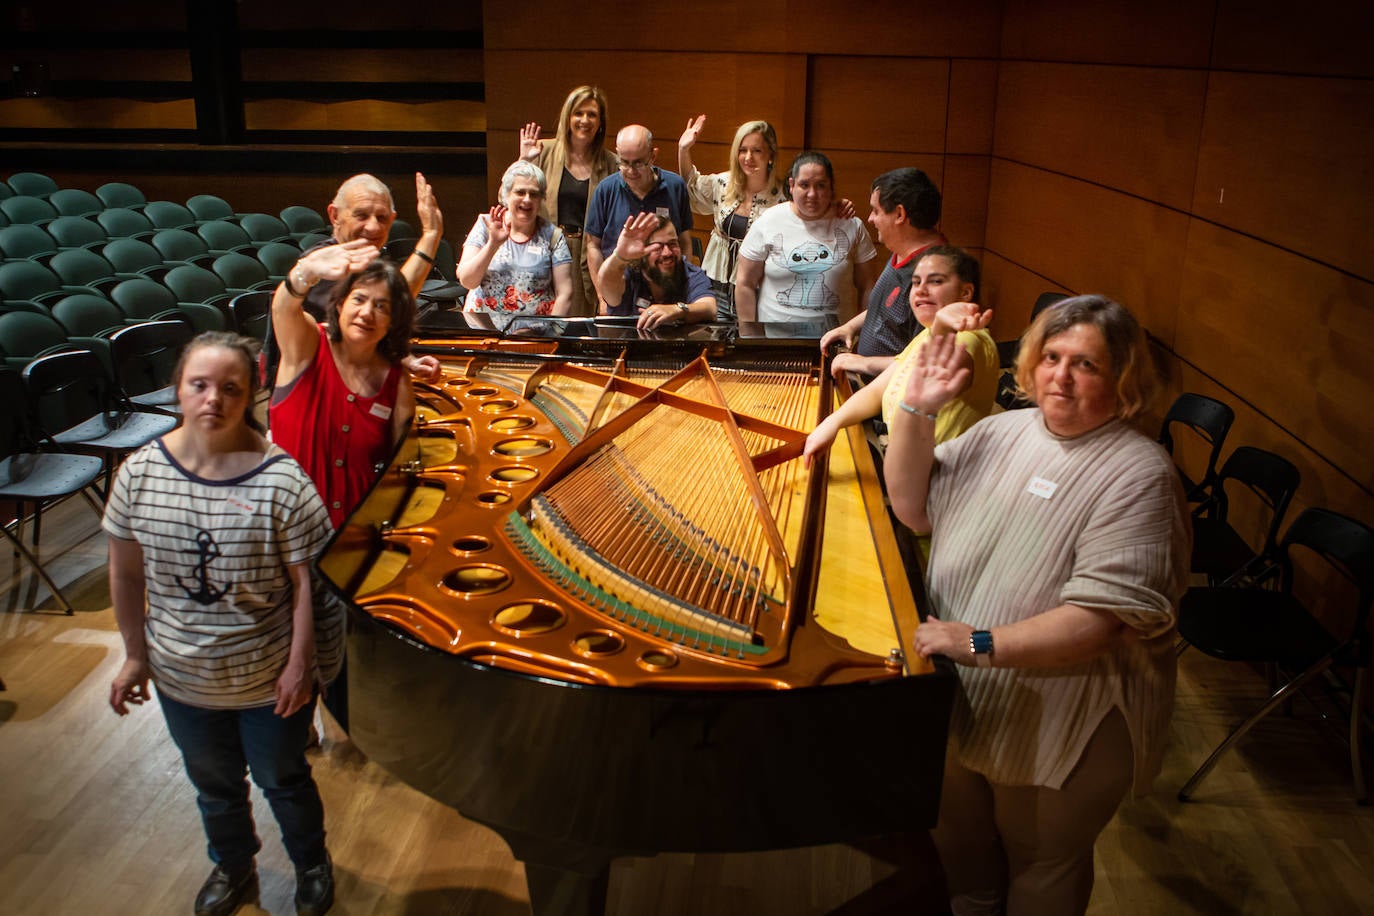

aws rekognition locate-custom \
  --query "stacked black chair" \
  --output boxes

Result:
[1191,446,1301,587]
[108,320,191,416]
[0,366,105,614]
[1159,393,1235,504]
[1177,507,1374,804]
[23,348,178,498]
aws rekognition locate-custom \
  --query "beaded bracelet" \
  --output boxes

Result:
[897,401,940,421]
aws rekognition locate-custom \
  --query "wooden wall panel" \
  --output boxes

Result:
[484,51,808,148]
[807,57,949,153]
[1210,0,1374,78]
[241,49,484,83]
[1176,219,1374,489]
[483,0,1001,57]
[993,62,1207,210]
[939,155,990,250]
[984,160,1188,346]
[978,251,1072,342]
[243,99,485,133]
[1000,0,1214,67]
[0,99,195,130]
[1176,364,1374,538]
[0,50,190,81]
[1191,73,1374,280]
[947,59,998,155]
[237,1,481,31]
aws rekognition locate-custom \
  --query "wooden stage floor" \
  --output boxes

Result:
[1,497,1372,915]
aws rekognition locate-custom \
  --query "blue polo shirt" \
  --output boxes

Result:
[609,260,712,317]
[585,168,693,256]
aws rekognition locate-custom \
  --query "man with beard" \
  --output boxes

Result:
[597,212,715,330]
[584,124,693,306]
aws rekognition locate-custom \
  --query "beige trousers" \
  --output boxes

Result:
[933,708,1133,916]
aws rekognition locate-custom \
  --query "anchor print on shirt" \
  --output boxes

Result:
[178,529,227,605]
[769,231,850,312]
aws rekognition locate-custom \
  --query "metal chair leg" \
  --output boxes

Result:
[0,524,74,615]
[1179,656,1334,801]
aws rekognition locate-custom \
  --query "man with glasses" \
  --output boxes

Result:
[585,125,693,307]
[597,212,714,329]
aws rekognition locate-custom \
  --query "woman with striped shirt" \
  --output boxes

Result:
[106,332,341,916]
[885,296,1190,916]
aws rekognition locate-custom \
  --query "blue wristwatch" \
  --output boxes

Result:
[970,630,994,668]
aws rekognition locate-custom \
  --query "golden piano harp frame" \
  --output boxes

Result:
[318,337,929,690]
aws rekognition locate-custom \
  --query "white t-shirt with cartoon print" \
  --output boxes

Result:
[738,204,878,323]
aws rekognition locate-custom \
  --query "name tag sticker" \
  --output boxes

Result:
[225,490,256,517]
[369,402,393,420]
[634,296,651,311]
[1026,476,1059,500]
[655,206,669,219]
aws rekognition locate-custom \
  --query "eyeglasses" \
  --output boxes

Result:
[647,239,681,251]
[616,157,652,172]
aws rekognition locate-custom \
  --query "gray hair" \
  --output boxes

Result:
[499,160,547,205]
[332,174,395,212]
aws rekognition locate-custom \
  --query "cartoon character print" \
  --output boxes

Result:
[769,230,850,312]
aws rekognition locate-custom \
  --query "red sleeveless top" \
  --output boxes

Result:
[270,324,402,528]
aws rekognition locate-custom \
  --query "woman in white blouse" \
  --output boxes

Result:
[677,116,786,319]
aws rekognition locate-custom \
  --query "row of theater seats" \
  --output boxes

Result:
[0,173,344,377]
[1158,391,1373,805]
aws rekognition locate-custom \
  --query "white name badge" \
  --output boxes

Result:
[655,206,669,219]
[225,489,256,517]
[1026,476,1059,500]
[369,402,393,420]
[635,296,651,312]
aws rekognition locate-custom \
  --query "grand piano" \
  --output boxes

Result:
[316,316,955,914]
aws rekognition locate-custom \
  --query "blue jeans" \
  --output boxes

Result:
[159,691,327,873]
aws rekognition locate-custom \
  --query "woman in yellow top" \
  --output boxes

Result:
[804,245,998,459]
[519,86,618,316]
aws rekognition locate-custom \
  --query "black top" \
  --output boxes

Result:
[558,168,589,231]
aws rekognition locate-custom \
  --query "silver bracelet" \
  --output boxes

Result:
[898,401,939,421]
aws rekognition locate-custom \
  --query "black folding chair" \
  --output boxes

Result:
[1158,393,1234,504]
[1177,507,1374,803]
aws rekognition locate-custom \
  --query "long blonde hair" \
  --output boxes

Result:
[724,120,782,205]
[553,85,608,153]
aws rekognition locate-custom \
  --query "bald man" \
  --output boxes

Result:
[264,172,443,386]
[583,124,692,306]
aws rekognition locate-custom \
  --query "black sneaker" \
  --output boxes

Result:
[295,851,335,916]
[194,863,258,916]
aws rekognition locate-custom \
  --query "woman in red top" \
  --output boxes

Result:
[269,240,416,528]
[269,240,418,737]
